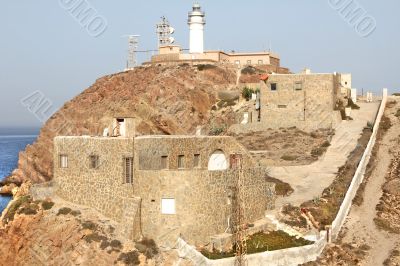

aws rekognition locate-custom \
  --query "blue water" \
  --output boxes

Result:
[0,131,38,214]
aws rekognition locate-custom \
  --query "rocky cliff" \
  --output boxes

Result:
[9,64,237,184]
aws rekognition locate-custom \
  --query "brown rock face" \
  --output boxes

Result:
[11,64,237,183]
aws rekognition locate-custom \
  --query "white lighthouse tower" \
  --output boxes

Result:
[188,3,206,54]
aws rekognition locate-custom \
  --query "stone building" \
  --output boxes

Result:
[54,128,275,246]
[230,71,352,132]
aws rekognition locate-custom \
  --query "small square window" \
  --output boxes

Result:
[278,105,287,108]
[161,156,168,169]
[178,155,185,169]
[235,60,240,66]
[90,155,100,169]
[295,82,303,91]
[161,198,176,214]
[59,155,68,168]
[124,157,133,184]
[258,60,263,65]
[271,83,277,91]
[193,154,200,168]
[247,60,252,65]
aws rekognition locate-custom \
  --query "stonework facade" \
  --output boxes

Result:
[54,135,276,246]
[230,72,344,133]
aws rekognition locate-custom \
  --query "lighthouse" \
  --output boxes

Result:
[188,3,206,54]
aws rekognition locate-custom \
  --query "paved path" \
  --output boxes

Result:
[341,98,400,266]
[269,102,381,209]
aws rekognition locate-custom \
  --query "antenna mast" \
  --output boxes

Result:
[125,35,140,70]
[156,16,175,47]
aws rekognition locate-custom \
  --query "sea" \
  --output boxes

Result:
[0,127,38,214]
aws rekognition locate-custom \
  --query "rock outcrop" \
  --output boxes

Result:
[9,64,237,183]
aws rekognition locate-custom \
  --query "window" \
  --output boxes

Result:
[161,198,176,214]
[59,155,68,168]
[90,155,100,169]
[161,156,168,169]
[178,155,185,169]
[193,154,200,168]
[258,60,263,65]
[278,105,287,108]
[247,60,252,65]
[234,60,240,66]
[124,157,133,184]
[271,83,277,91]
[294,82,303,91]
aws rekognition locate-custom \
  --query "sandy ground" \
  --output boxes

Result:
[340,98,400,266]
[268,101,381,211]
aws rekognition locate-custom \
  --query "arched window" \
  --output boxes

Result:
[208,150,228,171]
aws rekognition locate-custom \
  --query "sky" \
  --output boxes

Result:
[0,0,399,128]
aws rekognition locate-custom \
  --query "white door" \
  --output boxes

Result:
[208,150,228,171]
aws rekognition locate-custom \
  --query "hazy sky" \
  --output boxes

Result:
[0,0,399,127]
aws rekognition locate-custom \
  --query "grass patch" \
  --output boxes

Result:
[395,109,400,118]
[380,114,392,131]
[18,203,39,216]
[57,207,72,216]
[2,195,31,223]
[201,231,314,260]
[265,176,294,196]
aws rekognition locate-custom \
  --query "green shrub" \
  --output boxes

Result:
[393,92,400,96]
[57,207,72,216]
[197,64,217,71]
[242,87,254,101]
[2,195,31,223]
[209,125,225,136]
[347,98,360,109]
[41,201,55,210]
[280,155,298,161]
[135,238,158,259]
[395,109,400,117]
[321,141,331,148]
[81,221,97,230]
[18,203,39,216]
[311,147,325,157]
[118,251,140,265]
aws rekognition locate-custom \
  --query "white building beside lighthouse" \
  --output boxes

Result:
[147,3,287,74]
[188,3,206,54]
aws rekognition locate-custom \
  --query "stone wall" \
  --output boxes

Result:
[53,137,136,225]
[135,136,254,170]
[135,168,272,246]
[54,135,276,246]
[230,73,343,133]
[260,73,341,130]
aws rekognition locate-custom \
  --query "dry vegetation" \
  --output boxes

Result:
[233,128,333,166]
